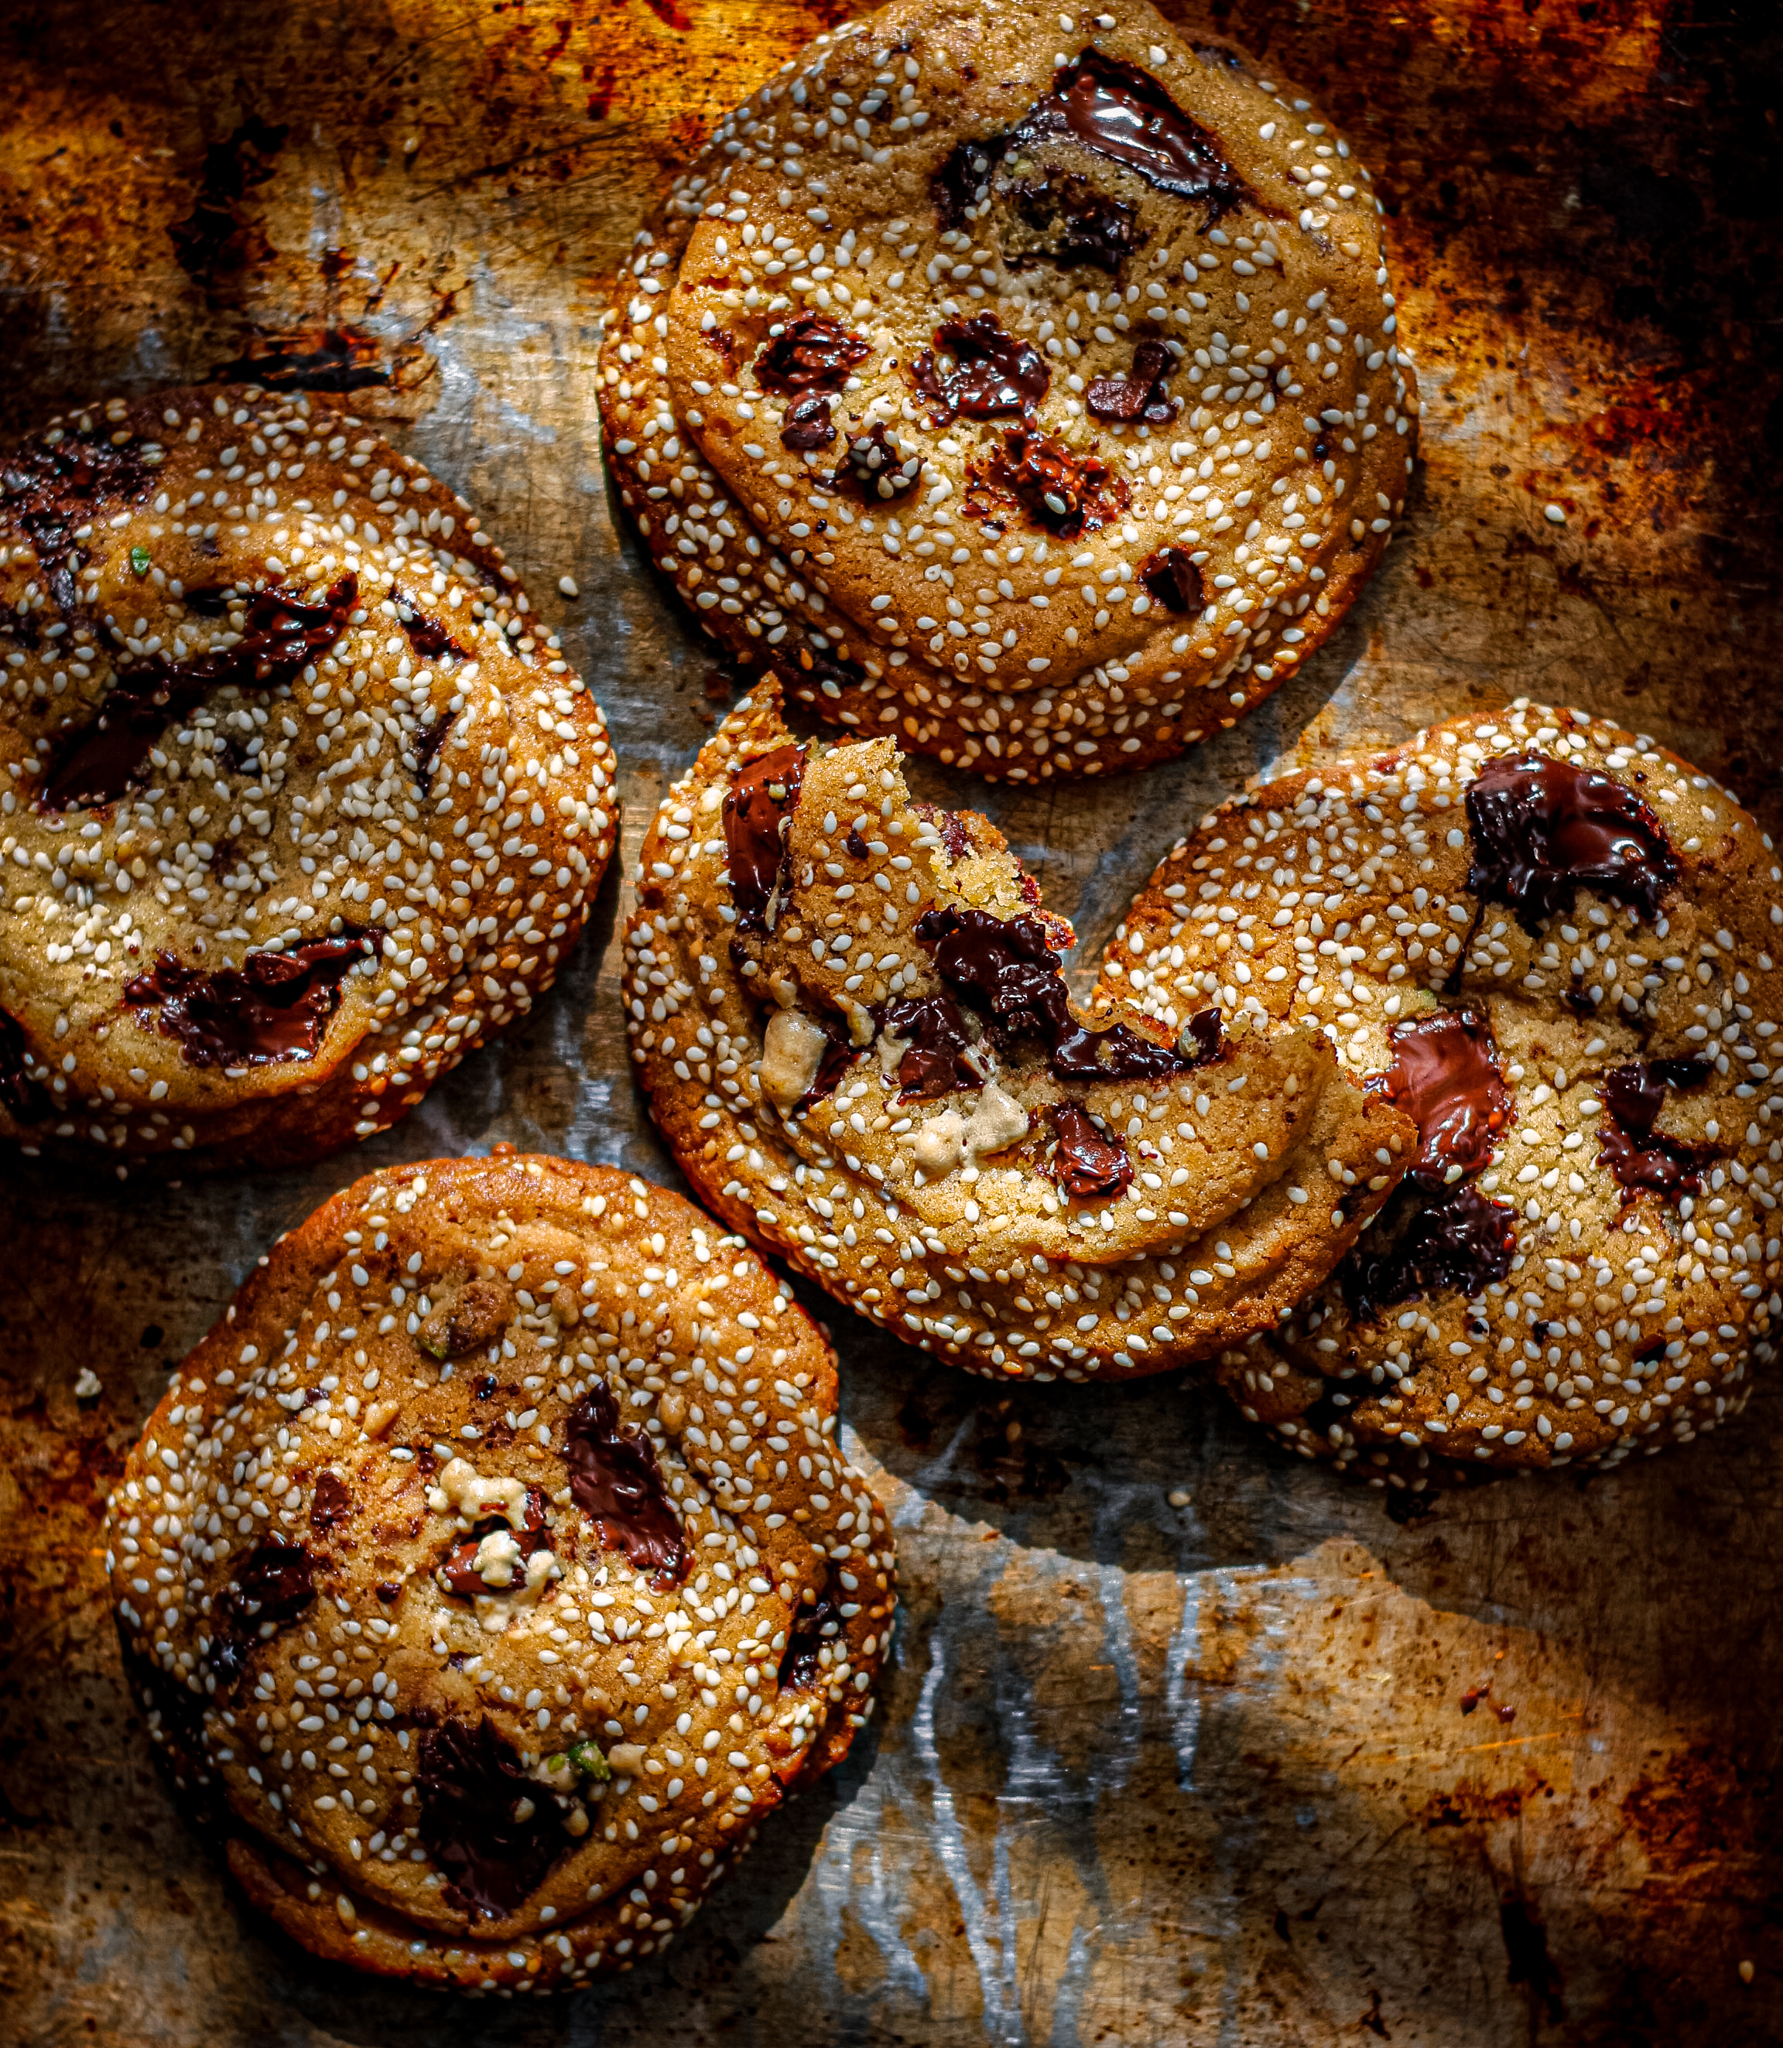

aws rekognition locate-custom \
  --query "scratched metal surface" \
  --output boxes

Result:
[1,0,1781,2042]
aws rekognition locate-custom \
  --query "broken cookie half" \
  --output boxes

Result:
[625,683,1412,1380]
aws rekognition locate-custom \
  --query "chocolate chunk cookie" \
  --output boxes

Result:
[624,681,1410,1380]
[598,0,1416,782]
[1097,701,1783,1495]
[106,1152,893,1988]
[0,387,617,1171]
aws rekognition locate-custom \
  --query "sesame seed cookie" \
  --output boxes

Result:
[1096,701,1783,1491]
[105,1151,894,1991]
[597,0,1417,782]
[0,387,618,1171]
[623,681,1410,1380]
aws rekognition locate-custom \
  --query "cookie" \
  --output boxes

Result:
[0,387,618,1171]
[105,1151,894,1991]
[623,681,1410,1380]
[1096,701,1783,1492]
[597,0,1417,781]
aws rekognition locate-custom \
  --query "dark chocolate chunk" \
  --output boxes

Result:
[722,742,806,929]
[1047,1100,1134,1199]
[416,1716,566,1921]
[1086,338,1180,424]
[41,574,358,810]
[1137,547,1203,615]
[973,427,1125,537]
[831,422,922,501]
[1341,1184,1518,1321]
[394,598,468,663]
[1597,1056,1714,1200]
[931,135,1009,230]
[208,1537,316,1689]
[913,314,1049,422]
[780,393,836,450]
[408,712,455,795]
[122,926,385,1068]
[1373,1009,1512,1189]
[753,313,872,395]
[844,825,870,859]
[0,1007,49,1123]
[1179,1008,1224,1065]
[791,642,866,696]
[564,1382,690,1587]
[1009,50,1248,214]
[880,993,980,1100]
[2,428,155,621]
[1007,171,1140,274]
[308,1470,353,1534]
[439,1485,549,1600]
[778,1578,842,1691]
[1464,753,1679,933]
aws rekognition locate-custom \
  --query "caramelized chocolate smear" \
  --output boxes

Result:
[779,1578,842,1691]
[832,422,922,500]
[781,393,836,450]
[1375,1009,1512,1188]
[722,742,806,930]
[417,1716,566,1920]
[408,712,455,795]
[1342,1184,1518,1321]
[123,927,384,1067]
[914,315,1049,421]
[1137,547,1203,615]
[1598,1056,1714,1200]
[1087,339,1179,424]
[1011,51,1247,212]
[42,574,358,810]
[915,906,1196,1082]
[564,1382,690,1586]
[977,428,1123,536]
[439,1486,549,1600]
[881,992,980,1100]
[1465,754,1678,932]
[308,1470,353,1534]
[395,598,467,662]
[753,314,871,395]
[208,1538,316,1689]
[1047,1100,1134,1199]
[0,1007,49,1122]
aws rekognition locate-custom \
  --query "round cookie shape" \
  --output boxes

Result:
[624,680,1412,1381]
[105,1152,894,1991]
[0,387,618,1170]
[598,0,1417,780]
[1096,701,1783,1491]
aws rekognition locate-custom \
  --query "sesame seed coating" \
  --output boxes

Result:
[0,386,618,1171]
[1096,700,1783,1490]
[105,1151,893,1991]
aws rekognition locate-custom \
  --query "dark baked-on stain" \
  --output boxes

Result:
[563,1382,690,1587]
[879,992,980,1100]
[753,313,871,395]
[208,1537,316,1689]
[1598,1055,1715,1200]
[1373,1008,1513,1187]
[913,314,1049,422]
[1137,547,1204,616]
[1047,1100,1134,1199]
[416,1715,566,1920]
[778,1577,841,1691]
[1342,1182,1518,1320]
[42,574,358,810]
[1465,753,1679,932]
[916,905,1203,1083]
[0,1008,48,1122]
[123,927,385,1068]
[722,742,806,929]
[1086,338,1180,424]
[211,326,390,393]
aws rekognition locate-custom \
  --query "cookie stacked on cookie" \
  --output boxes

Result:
[625,682,1412,1380]
[600,0,1416,781]
[107,1153,893,1989]
[0,387,617,1171]
[1098,702,1783,1489]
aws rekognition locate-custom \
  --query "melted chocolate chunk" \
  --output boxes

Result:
[2,429,155,617]
[1007,172,1140,274]
[913,315,1050,422]
[439,1486,549,1600]
[1179,1008,1224,1065]
[881,993,980,1100]
[308,1470,353,1534]
[208,1538,315,1689]
[1137,547,1204,615]
[1465,754,1679,933]
[778,1579,842,1691]
[931,135,1009,230]
[1597,1056,1714,1200]
[722,742,806,929]
[1086,339,1180,424]
[1373,1009,1512,1188]
[1342,1184,1518,1321]
[781,393,836,451]
[123,927,385,1068]
[42,574,358,810]
[409,712,455,795]
[831,422,922,500]
[1047,1100,1134,1199]
[915,906,1193,1083]
[395,598,468,663]
[564,1382,690,1586]
[416,1716,566,1920]
[973,427,1125,537]
[753,314,872,395]
[1010,50,1248,213]
[0,1007,48,1123]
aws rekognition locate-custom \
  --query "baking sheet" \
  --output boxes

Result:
[2,1,1781,2041]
